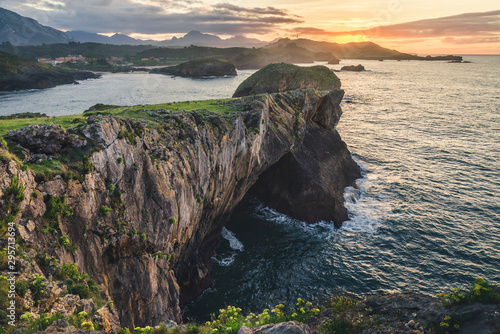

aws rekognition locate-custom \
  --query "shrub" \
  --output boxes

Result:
[68,283,90,299]
[29,275,46,305]
[169,217,177,225]
[320,318,353,334]
[44,195,72,220]
[437,277,500,306]
[196,196,203,203]
[59,263,81,280]
[140,233,147,241]
[100,205,112,216]
[117,157,124,164]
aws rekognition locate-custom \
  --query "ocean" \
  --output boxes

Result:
[1,56,499,321]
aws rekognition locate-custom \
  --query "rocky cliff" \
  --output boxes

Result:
[0,89,360,329]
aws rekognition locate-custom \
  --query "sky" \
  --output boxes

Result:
[1,0,500,54]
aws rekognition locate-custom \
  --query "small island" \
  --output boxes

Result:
[341,64,365,71]
[150,58,237,78]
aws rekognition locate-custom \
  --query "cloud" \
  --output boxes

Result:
[442,36,500,44]
[295,10,500,40]
[1,0,302,36]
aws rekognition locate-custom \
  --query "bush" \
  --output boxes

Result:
[320,318,353,334]
[100,205,112,216]
[117,157,124,164]
[68,283,90,299]
[169,217,177,225]
[140,233,147,241]
[44,195,72,220]
[437,277,500,306]
[59,263,81,280]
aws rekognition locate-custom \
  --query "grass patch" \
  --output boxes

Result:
[0,115,87,137]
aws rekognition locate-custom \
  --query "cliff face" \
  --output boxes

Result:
[0,89,360,328]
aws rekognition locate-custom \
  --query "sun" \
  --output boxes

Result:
[330,35,369,44]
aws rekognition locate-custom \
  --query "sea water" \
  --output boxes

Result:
[1,56,499,322]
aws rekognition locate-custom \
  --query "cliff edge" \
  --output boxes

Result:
[0,88,360,329]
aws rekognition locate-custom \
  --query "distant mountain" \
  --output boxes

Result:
[0,7,71,46]
[65,31,156,46]
[156,31,267,48]
[65,30,267,48]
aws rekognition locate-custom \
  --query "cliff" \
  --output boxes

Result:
[0,89,360,329]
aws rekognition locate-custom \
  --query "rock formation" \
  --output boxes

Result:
[151,59,237,78]
[341,64,365,72]
[233,63,341,97]
[0,87,359,329]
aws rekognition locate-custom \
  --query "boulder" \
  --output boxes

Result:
[44,319,77,333]
[92,306,121,333]
[233,63,340,97]
[255,321,311,334]
[6,124,87,155]
[151,59,237,78]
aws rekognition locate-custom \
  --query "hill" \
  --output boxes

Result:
[0,7,71,46]
[0,51,99,91]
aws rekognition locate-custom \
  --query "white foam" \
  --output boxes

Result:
[251,154,391,236]
[212,253,236,266]
[340,155,391,234]
[222,227,244,251]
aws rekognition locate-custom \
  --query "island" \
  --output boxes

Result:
[341,64,365,71]
[150,58,237,78]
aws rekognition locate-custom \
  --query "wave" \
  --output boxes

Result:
[251,154,390,235]
[212,252,237,267]
[222,227,244,251]
[340,155,391,233]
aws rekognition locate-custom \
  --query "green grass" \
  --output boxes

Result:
[0,98,239,138]
[0,115,86,137]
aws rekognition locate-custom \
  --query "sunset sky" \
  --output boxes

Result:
[2,0,500,54]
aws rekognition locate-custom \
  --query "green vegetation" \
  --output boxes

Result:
[100,206,112,216]
[0,51,48,78]
[140,233,147,241]
[437,277,500,306]
[233,63,340,97]
[44,195,72,220]
[117,157,124,164]
[0,175,26,234]
[169,218,177,225]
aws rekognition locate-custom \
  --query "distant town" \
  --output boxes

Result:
[37,55,163,66]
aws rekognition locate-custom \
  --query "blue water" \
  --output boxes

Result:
[1,56,499,322]
[184,56,500,320]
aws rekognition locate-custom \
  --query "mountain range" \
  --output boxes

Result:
[0,7,267,48]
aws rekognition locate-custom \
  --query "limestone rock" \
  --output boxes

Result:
[93,306,121,333]
[6,124,87,155]
[44,319,77,333]
[50,294,81,316]
[76,299,96,314]
[254,321,311,334]
[82,116,121,149]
